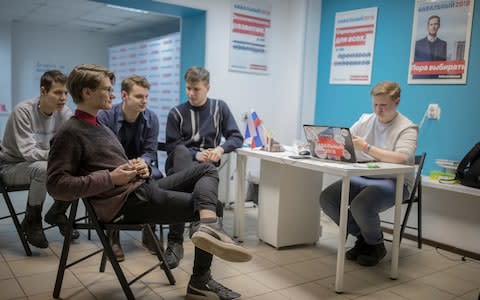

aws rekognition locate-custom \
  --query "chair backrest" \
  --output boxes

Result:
[407,152,427,203]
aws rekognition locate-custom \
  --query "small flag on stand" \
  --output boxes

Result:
[244,111,265,149]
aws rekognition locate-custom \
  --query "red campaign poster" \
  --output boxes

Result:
[408,0,475,84]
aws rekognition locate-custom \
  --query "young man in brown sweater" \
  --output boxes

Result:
[47,64,251,300]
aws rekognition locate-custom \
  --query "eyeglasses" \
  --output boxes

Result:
[98,87,114,95]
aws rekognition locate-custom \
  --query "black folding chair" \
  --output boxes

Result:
[53,199,175,300]
[0,177,32,256]
[382,152,426,248]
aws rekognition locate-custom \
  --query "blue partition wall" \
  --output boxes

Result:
[315,0,480,173]
[93,0,206,103]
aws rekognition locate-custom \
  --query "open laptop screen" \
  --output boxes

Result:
[303,125,357,163]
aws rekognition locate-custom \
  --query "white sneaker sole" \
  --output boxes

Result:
[191,231,252,262]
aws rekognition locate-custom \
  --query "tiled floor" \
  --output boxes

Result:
[0,200,479,300]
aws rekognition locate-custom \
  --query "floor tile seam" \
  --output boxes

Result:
[226,261,278,274]
[415,274,471,297]
[243,272,278,292]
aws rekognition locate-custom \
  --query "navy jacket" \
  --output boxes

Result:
[414,37,447,62]
[98,103,162,178]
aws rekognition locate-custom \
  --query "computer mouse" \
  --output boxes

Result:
[299,149,311,156]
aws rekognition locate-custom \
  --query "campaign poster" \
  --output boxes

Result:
[408,0,475,84]
[229,0,271,75]
[329,7,378,85]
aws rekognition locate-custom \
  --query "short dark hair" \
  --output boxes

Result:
[67,64,115,104]
[121,75,150,93]
[184,67,210,85]
[428,15,440,24]
[40,70,67,92]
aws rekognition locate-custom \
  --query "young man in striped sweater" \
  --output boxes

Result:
[163,66,243,269]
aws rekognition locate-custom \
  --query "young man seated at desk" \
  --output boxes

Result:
[320,81,418,266]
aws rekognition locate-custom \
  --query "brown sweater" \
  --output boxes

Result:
[47,116,143,222]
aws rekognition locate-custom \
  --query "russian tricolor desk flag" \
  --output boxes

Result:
[244,111,264,149]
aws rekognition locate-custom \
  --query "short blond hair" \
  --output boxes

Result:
[370,81,401,100]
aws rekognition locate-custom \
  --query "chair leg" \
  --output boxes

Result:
[2,192,32,256]
[417,191,423,249]
[400,201,413,245]
[144,224,175,285]
[85,205,135,300]
[99,230,110,272]
[53,200,78,298]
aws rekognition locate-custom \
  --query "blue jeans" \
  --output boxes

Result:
[319,176,407,245]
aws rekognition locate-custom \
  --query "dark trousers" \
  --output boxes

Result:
[165,145,223,244]
[119,162,219,276]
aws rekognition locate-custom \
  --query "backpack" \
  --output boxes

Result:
[456,142,480,188]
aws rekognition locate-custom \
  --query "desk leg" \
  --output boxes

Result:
[335,176,350,293]
[391,174,404,279]
[234,153,247,242]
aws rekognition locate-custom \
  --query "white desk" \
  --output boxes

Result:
[234,148,413,293]
[422,176,480,197]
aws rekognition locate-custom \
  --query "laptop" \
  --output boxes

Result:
[303,124,373,163]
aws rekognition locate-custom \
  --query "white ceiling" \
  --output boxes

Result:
[0,0,178,33]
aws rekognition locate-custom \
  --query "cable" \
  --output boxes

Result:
[434,247,480,264]
[418,109,428,129]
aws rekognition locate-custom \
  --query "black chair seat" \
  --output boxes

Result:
[0,178,32,256]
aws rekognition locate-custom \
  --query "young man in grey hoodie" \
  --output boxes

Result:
[0,70,79,249]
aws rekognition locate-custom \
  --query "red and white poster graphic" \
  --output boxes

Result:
[408,0,475,84]
[229,0,271,75]
[329,7,378,85]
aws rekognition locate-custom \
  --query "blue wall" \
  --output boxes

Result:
[93,0,206,103]
[180,13,206,102]
[315,0,480,174]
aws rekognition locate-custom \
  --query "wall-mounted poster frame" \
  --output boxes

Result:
[408,0,475,84]
[329,7,378,85]
[229,0,271,75]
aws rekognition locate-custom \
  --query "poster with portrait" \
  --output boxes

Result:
[408,0,475,84]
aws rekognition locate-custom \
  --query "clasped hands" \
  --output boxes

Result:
[110,158,150,186]
[196,146,224,163]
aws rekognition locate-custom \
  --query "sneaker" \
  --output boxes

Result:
[186,271,241,300]
[357,242,387,266]
[191,219,252,263]
[162,241,184,270]
[346,235,366,261]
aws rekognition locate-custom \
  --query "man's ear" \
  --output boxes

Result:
[395,97,400,106]
[121,90,128,101]
[81,87,91,99]
[40,86,47,96]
